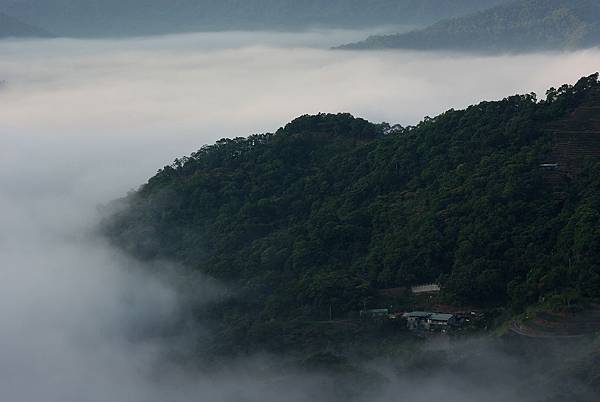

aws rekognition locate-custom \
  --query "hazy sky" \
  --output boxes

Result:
[0,31,599,401]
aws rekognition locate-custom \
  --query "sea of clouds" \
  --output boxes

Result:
[1,30,599,401]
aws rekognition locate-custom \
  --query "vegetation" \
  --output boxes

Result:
[340,0,600,52]
[104,74,600,353]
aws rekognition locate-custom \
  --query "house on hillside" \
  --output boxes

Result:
[427,313,456,331]
[403,311,432,330]
[540,163,560,171]
[402,311,457,332]
[411,284,441,295]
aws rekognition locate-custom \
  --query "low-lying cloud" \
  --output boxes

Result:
[0,30,599,401]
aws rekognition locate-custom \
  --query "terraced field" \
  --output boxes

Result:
[512,305,600,338]
[543,91,600,185]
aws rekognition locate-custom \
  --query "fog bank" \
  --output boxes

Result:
[0,31,599,401]
[2,33,600,186]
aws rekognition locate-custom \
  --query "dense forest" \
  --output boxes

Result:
[0,11,50,38]
[0,0,508,37]
[341,0,600,51]
[104,74,600,353]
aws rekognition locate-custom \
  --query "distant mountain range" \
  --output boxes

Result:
[0,11,51,38]
[0,0,509,38]
[340,0,600,52]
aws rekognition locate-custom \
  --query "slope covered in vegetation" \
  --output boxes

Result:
[341,0,600,52]
[104,74,600,352]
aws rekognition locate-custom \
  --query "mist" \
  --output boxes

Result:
[1,30,599,401]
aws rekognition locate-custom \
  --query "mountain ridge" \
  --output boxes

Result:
[0,0,509,37]
[339,0,600,52]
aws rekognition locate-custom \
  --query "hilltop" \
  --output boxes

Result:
[340,0,600,52]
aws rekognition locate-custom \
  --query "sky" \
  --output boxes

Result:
[0,30,599,401]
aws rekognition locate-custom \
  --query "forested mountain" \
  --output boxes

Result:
[0,0,509,37]
[341,0,600,51]
[104,74,600,352]
[0,11,50,38]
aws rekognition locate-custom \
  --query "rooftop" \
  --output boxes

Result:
[411,284,441,294]
[429,313,454,321]
[402,311,455,321]
[403,311,432,318]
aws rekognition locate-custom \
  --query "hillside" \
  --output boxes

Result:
[0,0,508,37]
[103,74,600,353]
[340,0,600,52]
[0,12,50,38]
